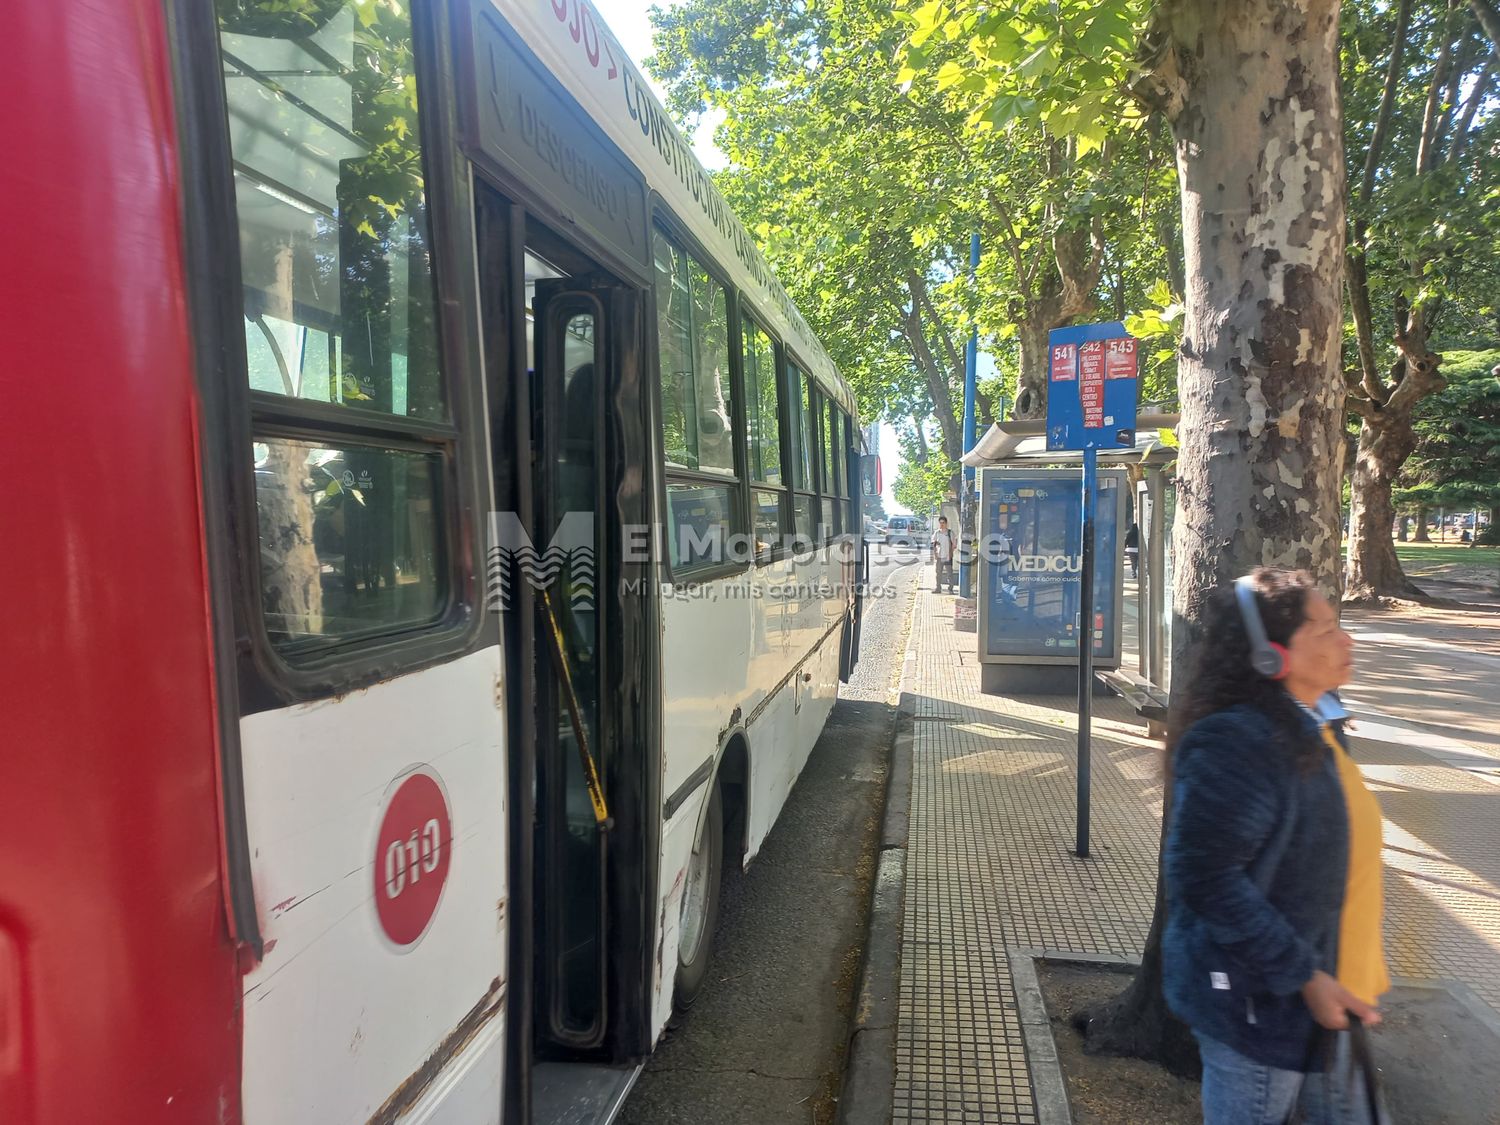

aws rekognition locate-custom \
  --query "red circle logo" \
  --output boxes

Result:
[373,768,453,948]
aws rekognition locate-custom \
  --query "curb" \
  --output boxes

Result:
[1011,950,1142,1125]
[834,692,915,1125]
[1008,950,1500,1125]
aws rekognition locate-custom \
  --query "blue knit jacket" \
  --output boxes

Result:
[1162,703,1350,1071]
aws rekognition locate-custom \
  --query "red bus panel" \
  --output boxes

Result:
[0,2,240,1122]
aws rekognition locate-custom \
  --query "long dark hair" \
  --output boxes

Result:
[1169,567,1323,770]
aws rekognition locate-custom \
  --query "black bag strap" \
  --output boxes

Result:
[1347,1016,1383,1124]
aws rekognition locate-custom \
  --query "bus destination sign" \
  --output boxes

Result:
[1045,322,1140,452]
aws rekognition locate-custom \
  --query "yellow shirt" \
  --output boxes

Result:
[1323,725,1390,1005]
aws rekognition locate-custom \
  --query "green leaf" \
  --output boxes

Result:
[935,60,967,90]
[908,0,947,47]
[1016,45,1058,82]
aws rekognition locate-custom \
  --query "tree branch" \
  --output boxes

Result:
[1445,59,1496,166]
[912,270,966,387]
[1432,34,1476,159]
[1472,0,1500,51]
[1344,382,1377,420]
[982,186,1030,293]
[909,413,930,462]
[1360,0,1414,206]
[1346,263,1389,404]
[901,274,963,460]
[1417,2,1458,175]
[1386,331,1445,415]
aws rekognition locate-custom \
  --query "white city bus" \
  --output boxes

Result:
[5,1,863,1123]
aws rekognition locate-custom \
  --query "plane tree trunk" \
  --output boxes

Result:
[1078,0,1349,1073]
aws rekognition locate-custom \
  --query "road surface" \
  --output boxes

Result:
[619,548,919,1124]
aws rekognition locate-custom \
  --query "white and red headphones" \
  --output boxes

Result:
[1234,575,1289,680]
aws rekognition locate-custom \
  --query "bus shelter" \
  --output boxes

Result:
[962,415,1178,703]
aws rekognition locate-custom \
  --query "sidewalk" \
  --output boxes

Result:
[891,586,1500,1123]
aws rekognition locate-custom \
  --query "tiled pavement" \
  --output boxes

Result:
[892,586,1500,1123]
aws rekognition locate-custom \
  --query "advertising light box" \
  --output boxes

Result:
[977,467,1127,670]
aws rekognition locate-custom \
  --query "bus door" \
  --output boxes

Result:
[520,259,657,1112]
[531,277,612,1051]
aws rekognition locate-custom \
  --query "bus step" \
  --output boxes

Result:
[533,1060,643,1125]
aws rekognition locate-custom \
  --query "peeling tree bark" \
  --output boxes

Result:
[1081,0,1348,1072]
[1167,2,1349,605]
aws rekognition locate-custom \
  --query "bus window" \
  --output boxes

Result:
[742,318,781,485]
[842,413,857,533]
[667,483,734,570]
[821,398,837,506]
[792,495,816,551]
[652,233,734,477]
[217,0,460,658]
[653,229,741,574]
[741,316,784,559]
[787,364,815,493]
[751,489,781,557]
[824,398,843,535]
[221,2,443,421]
[253,438,445,648]
[787,364,817,544]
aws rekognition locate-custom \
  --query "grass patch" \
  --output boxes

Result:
[1393,542,1500,586]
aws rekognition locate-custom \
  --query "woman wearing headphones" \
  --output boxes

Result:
[1163,567,1388,1124]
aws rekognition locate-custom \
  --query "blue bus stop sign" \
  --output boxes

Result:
[1046,321,1140,451]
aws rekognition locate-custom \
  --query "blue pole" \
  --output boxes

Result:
[1076,446,1097,858]
[959,231,979,598]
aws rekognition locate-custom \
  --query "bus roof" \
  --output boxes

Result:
[498,0,856,417]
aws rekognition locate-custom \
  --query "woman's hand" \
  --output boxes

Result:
[1301,970,1381,1030]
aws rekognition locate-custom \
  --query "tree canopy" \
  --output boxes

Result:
[648,0,1179,506]
[645,0,1496,586]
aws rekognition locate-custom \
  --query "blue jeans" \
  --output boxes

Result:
[1195,1031,1384,1125]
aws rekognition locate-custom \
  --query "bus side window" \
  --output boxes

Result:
[652,229,742,573]
[741,315,785,562]
[787,363,818,548]
[841,412,856,534]
[217,0,460,659]
[823,396,841,537]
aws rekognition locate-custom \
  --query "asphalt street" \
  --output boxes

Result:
[619,546,920,1125]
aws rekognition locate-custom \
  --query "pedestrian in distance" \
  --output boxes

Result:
[930,516,957,594]
[1164,567,1388,1125]
[1125,520,1141,579]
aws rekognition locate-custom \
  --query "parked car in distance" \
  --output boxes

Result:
[885,514,928,548]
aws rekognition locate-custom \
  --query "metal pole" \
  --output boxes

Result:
[1076,446,1096,858]
[1136,483,1148,678]
[959,232,980,598]
[1147,466,1167,690]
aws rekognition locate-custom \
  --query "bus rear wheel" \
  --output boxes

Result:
[673,783,723,1012]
